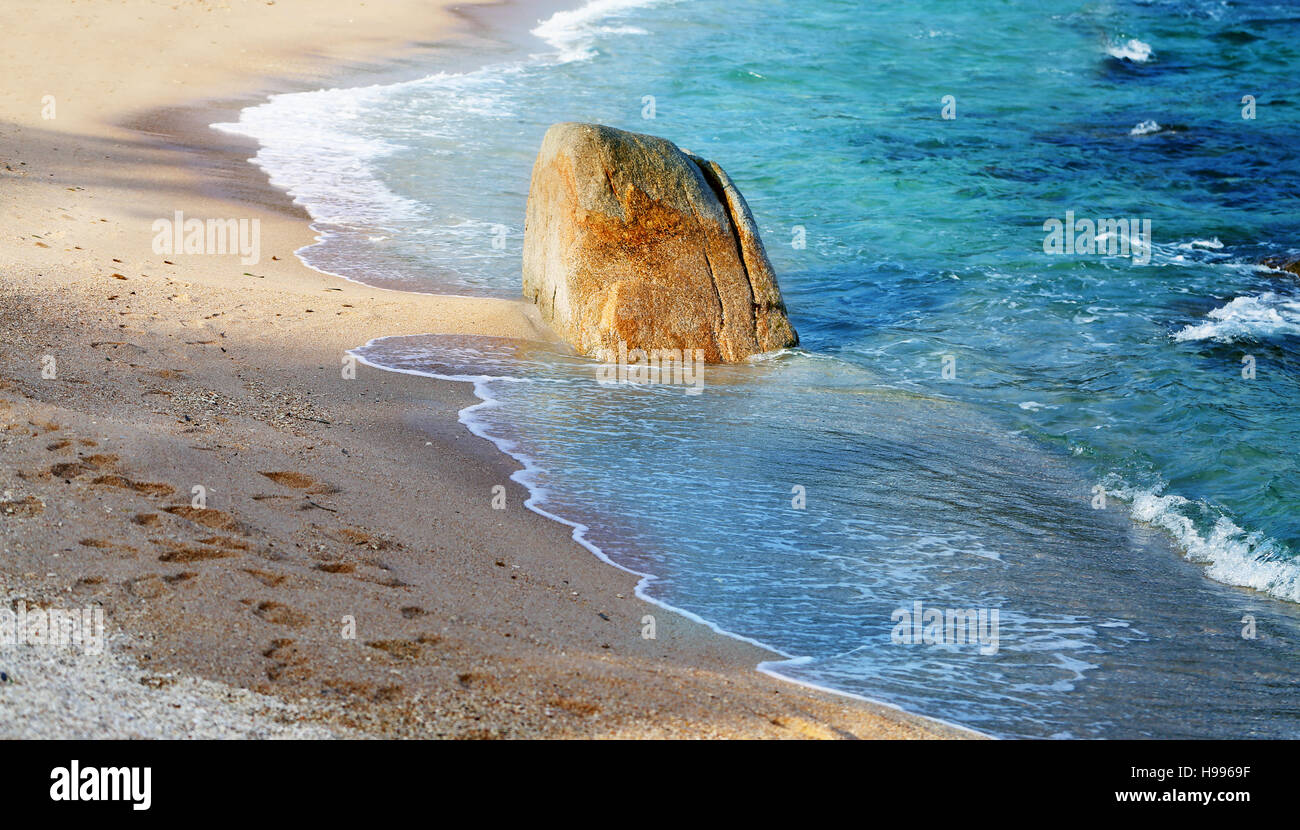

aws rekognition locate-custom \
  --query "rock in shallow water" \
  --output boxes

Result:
[1261,256,1300,277]
[522,122,797,363]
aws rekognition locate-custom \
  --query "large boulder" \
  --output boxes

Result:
[522,122,797,363]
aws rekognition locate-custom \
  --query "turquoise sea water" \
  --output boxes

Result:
[218,0,1300,737]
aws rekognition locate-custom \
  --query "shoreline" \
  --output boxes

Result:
[349,339,994,740]
[0,0,971,738]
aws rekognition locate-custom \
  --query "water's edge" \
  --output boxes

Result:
[348,338,992,738]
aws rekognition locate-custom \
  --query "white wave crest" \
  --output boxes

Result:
[532,0,664,63]
[1129,119,1162,136]
[1106,38,1154,62]
[1110,485,1300,604]
[212,85,422,228]
[1173,292,1300,343]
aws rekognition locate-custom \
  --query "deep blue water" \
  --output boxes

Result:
[218,0,1300,737]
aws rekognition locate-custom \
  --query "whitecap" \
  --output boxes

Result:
[1173,292,1300,343]
[1106,38,1154,62]
[1108,483,1300,604]
[531,0,667,64]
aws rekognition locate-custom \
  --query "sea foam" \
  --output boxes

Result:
[1106,38,1154,62]
[1173,292,1300,343]
[1110,484,1300,604]
[212,85,421,228]
[531,0,666,63]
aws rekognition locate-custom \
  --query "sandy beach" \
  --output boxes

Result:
[0,0,967,739]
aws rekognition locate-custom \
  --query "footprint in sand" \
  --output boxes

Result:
[32,444,173,496]
[546,696,602,718]
[314,561,355,574]
[78,538,138,556]
[253,600,310,628]
[124,572,197,599]
[260,470,338,495]
[92,474,174,497]
[456,672,499,692]
[263,638,313,683]
[0,495,45,517]
[196,535,250,551]
[47,462,86,480]
[72,575,108,595]
[365,639,423,661]
[356,574,410,590]
[131,512,162,527]
[265,660,313,683]
[154,538,239,563]
[39,454,172,500]
[47,453,117,480]
[162,504,245,533]
[126,575,169,599]
[242,567,289,588]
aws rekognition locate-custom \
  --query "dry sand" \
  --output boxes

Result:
[0,0,971,739]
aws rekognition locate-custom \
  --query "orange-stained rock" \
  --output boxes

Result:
[522,122,797,363]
